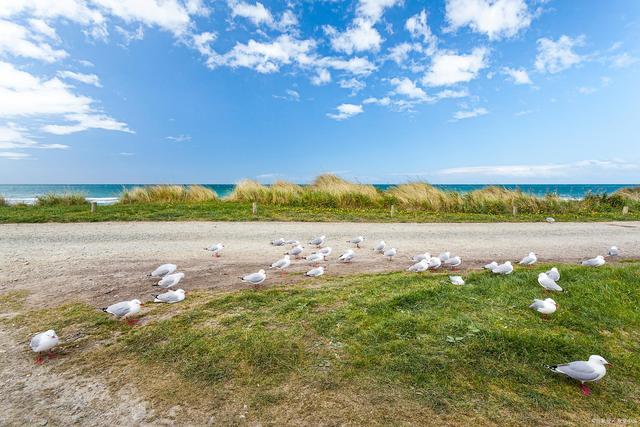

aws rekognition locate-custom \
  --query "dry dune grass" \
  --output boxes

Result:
[615,186,640,202]
[36,193,88,206]
[120,185,217,203]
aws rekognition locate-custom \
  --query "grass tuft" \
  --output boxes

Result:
[119,185,217,204]
[615,186,640,203]
[36,192,88,206]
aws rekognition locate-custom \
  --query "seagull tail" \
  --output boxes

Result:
[544,364,560,373]
[101,307,108,313]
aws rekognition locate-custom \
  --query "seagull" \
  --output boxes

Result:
[305,252,324,264]
[427,256,442,270]
[102,299,143,325]
[305,266,325,277]
[407,259,429,272]
[205,243,224,257]
[449,276,465,285]
[492,261,513,275]
[581,256,605,267]
[438,252,451,262]
[347,236,365,248]
[383,247,397,261]
[286,244,304,259]
[546,217,555,223]
[545,355,610,396]
[148,263,177,278]
[372,240,386,253]
[484,261,498,270]
[409,252,430,262]
[538,272,563,292]
[519,252,537,266]
[338,249,355,263]
[270,255,291,274]
[316,246,332,260]
[271,238,286,246]
[309,235,326,247]
[444,256,462,268]
[546,267,560,281]
[285,239,300,245]
[155,272,185,289]
[240,269,266,286]
[608,246,619,257]
[153,288,186,304]
[529,298,558,316]
[30,329,59,364]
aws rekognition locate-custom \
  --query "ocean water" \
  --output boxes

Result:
[0,183,636,205]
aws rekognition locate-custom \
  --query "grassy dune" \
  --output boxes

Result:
[120,185,217,203]
[36,192,89,206]
[5,263,640,425]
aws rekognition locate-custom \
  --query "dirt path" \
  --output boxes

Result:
[1,221,638,308]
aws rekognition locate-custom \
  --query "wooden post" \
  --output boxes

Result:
[622,206,629,215]
[91,201,97,213]
[390,204,395,217]
[512,205,517,216]
[252,202,257,216]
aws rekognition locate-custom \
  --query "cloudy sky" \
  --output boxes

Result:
[1,0,639,184]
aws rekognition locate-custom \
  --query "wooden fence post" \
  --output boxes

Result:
[90,202,97,213]
[390,204,395,217]
[512,205,517,216]
[622,206,629,215]
[252,202,257,216]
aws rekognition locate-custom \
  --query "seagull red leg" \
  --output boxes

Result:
[34,354,44,365]
[580,384,591,396]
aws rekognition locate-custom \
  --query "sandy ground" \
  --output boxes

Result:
[1,220,639,425]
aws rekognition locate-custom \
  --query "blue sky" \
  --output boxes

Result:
[0,0,639,184]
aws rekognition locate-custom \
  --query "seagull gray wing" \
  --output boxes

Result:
[29,333,43,351]
[156,291,180,303]
[106,301,131,317]
[529,299,545,310]
[556,361,600,381]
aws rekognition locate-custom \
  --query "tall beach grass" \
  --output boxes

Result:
[36,193,89,206]
[119,185,217,204]
[615,186,640,202]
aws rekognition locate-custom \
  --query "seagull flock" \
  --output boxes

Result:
[28,234,620,395]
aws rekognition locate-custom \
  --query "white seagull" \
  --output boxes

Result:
[449,276,465,285]
[285,239,300,245]
[438,252,451,262]
[484,261,498,270]
[372,240,386,253]
[286,244,304,259]
[407,259,429,272]
[529,298,558,316]
[546,267,560,281]
[148,263,177,278]
[347,236,365,248]
[519,252,537,266]
[581,256,605,267]
[153,288,186,304]
[427,256,442,270]
[317,246,332,260]
[492,261,513,275]
[305,266,325,277]
[409,252,430,262]
[240,269,266,286]
[538,272,563,292]
[608,246,620,256]
[30,329,59,364]
[546,217,555,223]
[155,272,185,289]
[270,255,291,274]
[545,355,610,395]
[338,249,356,263]
[309,235,326,247]
[102,299,143,325]
[270,238,286,246]
[383,247,397,261]
[305,252,325,264]
[205,243,224,257]
[444,256,462,268]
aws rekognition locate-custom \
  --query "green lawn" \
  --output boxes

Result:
[1,201,638,223]
[6,263,640,425]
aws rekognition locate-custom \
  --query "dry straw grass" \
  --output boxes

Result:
[120,185,217,203]
[37,193,88,206]
[0,194,6,207]
[615,186,640,202]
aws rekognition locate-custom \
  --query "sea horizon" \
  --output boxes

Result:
[2,183,637,205]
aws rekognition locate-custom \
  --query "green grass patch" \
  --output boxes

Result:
[0,290,30,313]
[36,192,89,206]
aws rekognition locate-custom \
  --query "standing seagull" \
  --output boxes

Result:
[286,244,304,259]
[155,272,185,289]
[546,267,560,281]
[102,299,143,325]
[153,289,186,303]
[492,261,513,275]
[545,355,610,395]
[519,252,537,266]
[271,238,286,246]
[372,240,386,253]
[305,266,325,277]
[529,298,558,317]
[240,269,267,287]
[607,246,620,257]
[444,256,462,268]
[484,261,498,270]
[409,252,431,262]
[309,235,326,247]
[270,255,291,275]
[383,247,397,261]
[148,263,177,278]
[205,243,224,257]
[338,249,356,263]
[347,236,365,248]
[538,272,563,292]
[581,256,605,267]
[30,330,59,365]
[317,246,332,260]
[305,252,324,265]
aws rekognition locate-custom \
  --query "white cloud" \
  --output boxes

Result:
[28,18,59,41]
[610,52,638,69]
[119,152,134,156]
[57,70,102,87]
[390,77,429,100]
[327,103,363,120]
[166,134,192,142]
[363,96,391,106]
[386,42,421,65]
[115,25,144,44]
[0,151,30,159]
[311,69,331,86]
[501,67,532,84]
[339,78,366,93]
[42,113,131,135]
[437,160,640,178]
[318,56,376,76]
[405,10,437,53]
[451,107,488,121]
[274,89,300,101]
[357,0,402,23]
[422,47,488,86]
[0,19,67,63]
[327,19,382,54]
[445,0,531,40]
[435,89,469,99]
[228,0,273,26]
[535,35,584,74]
